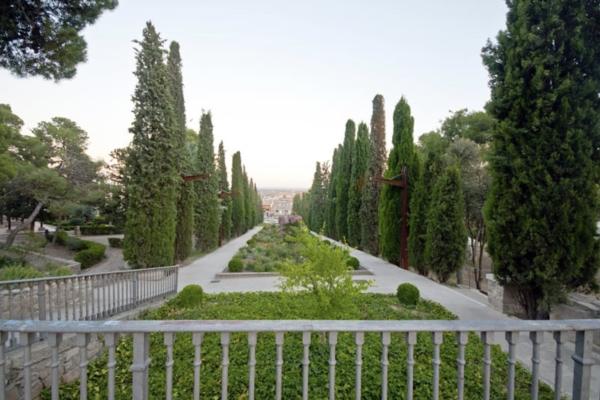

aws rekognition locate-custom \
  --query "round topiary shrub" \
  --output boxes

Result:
[396,283,420,307]
[228,258,243,272]
[347,256,360,270]
[169,285,204,309]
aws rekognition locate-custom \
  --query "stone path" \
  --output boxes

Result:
[80,234,128,274]
[178,227,600,397]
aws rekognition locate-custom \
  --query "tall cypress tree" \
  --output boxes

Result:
[231,151,245,236]
[308,161,327,231]
[347,122,369,247]
[425,166,466,283]
[360,94,386,254]
[217,141,232,243]
[194,112,220,251]
[483,0,600,318]
[335,120,355,241]
[167,41,194,262]
[124,22,178,268]
[379,97,417,266]
[325,146,341,238]
[242,167,252,232]
[408,160,428,274]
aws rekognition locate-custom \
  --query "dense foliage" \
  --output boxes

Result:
[360,95,386,254]
[194,112,220,252]
[425,167,467,283]
[168,41,195,262]
[483,0,600,318]
[49,291,554,399]
[123,22,178,268]
[396,283,419,307]
[217,141,232,243]
[0,0,118,79]
[379,98,418,266]
[346,122,369,247]
[334,120,355,241]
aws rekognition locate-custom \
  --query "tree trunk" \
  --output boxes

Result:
[3,202,44,248]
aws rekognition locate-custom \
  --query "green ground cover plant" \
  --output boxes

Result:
[49,291,553,399]
[230,223,359,273]
[0,257,72,280]
[46,231,106,269]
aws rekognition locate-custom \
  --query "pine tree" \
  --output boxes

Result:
[425,167,467,283]
[335,120,355,241]
[360,94,386,254]
[231,151,245,236]
[194,112,220,251]
[379,97,417,266]
[482,0,600,318]
[124,22,178,268]
[167,41,194,262]
[217,141,232,243]
[347,122,369,247]
[325,146,341,238]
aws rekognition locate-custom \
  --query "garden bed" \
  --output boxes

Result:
[225,223,367,274]
[49,290,554,399]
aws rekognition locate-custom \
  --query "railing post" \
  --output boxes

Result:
[0,331,6,400]
[37,282,46,321]
[572,330,593,400]
[132,273,139,306]
[131,332,150,400]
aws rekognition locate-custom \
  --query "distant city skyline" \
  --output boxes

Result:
[0,0,508,188]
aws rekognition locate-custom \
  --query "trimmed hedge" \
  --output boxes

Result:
[74,241,106,269]
[80,224,121,235]
[228,258,243,272]
[396,283,420,308]
[108,237,123,248]
[347,256,360,270]
[168,285,204,309]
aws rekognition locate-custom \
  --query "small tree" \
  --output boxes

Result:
[279,226,371,318]
[425,167,467,283]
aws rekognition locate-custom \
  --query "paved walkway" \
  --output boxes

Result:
[178,228,599,397]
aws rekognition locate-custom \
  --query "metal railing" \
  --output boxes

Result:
[0,266,178,327]
[1,319,599,400]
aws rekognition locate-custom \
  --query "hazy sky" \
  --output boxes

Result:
[1,0,507,189]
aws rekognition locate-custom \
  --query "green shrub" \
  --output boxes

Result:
[108,237,123,248]
[347,256,360,270]
[0,265,43,281]
[51,230,69,246]
[65,237,86,251]
[228,258,243,272]
[74,242,106,269]
[80,224,121,235]
[45,265,73,277]
[168,285,204,309]
[396,283,420,307]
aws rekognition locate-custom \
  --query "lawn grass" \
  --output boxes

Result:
[49,291,554,399]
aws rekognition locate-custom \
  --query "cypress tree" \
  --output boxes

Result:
[325,146,341,238]
[167,41,194,262]
[335,120,355,241]
[124,22,178,268]
[194,112,220,251]
[425,167,467,283]
[379,97,417,266]
[248,177,256,228]
[408,160,428,274]
[231,151,245,236]
[347,122,369,247]
[242,168,252,231]
[360,94,386,254]
[308,161,327,231]
[483,0,600,318]
[217,141,232,243]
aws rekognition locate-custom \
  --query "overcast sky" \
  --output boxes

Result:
[1,0,507,189]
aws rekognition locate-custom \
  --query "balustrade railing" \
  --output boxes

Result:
[0,266,178,348]
[1,319,598,400]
